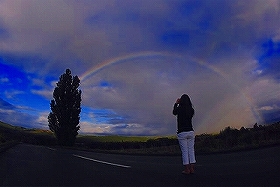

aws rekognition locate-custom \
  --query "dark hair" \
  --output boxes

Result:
[180,94,192,107]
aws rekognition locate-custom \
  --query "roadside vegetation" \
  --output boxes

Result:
[1,120,280,155]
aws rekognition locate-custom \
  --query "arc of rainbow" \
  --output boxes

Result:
[79,51,169,81]
[79,51,263,123]
[195,58,263,124]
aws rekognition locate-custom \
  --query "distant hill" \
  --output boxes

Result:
[0,120,56,146]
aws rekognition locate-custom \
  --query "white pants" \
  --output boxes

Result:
[177,131,196,165]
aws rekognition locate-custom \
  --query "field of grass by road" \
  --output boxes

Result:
[77,135,153,142]
[1,120,280,155]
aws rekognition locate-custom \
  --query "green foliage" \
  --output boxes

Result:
[195,122,280,153]
[0,121,57,146]
[77,135,151,143]
[2,120,280,155]
[76,122,280,154]
[0,134,5,144]
[48,69,82,146]
[75,136,178,152]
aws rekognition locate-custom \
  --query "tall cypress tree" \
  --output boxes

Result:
[48,69,82,146]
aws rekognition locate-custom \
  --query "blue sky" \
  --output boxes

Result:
[0,0,280,135]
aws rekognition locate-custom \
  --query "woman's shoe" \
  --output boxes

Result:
[182,164,191,174]
[190,164,195,174]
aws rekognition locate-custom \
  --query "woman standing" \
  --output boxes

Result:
[173,94,196,174]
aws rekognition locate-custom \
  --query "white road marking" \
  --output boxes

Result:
[73,154,131,168]
[47,147,56,151]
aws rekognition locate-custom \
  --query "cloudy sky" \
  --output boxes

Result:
[0,0,280,136]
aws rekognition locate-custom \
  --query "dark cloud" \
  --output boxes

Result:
[0,0,280,135]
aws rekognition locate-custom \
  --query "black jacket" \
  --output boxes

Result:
[173,103,194,133]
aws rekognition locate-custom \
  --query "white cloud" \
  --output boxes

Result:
[4,90,25,99]
[0,107,37,128]
[80,53,263,134]
[29,77,45,87]
[31,89,52,100]
[0,108,15,114]
[79,122,112,134]
[259,106,275,111]
[0,77,9,83]
[1,0,280,135]
[249,78,280,107]
[79,121,163,135]
[35,111,49,129]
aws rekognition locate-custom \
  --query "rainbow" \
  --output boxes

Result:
[79,51,177,81]
[79,51,263,124]
[80,51,233,82]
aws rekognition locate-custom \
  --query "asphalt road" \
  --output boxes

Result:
[0,144,280,186]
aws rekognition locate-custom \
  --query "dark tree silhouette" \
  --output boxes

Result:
[48,69,82,146]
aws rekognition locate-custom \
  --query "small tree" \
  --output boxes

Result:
[48,69,82,146]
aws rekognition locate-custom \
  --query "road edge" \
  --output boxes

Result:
[0,141,19,153]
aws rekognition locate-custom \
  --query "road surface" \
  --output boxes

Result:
[0,143,279,186]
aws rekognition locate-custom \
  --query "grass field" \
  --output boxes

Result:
[0,120,171,143]
[1,120,280,155]
[77,135,154,142]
